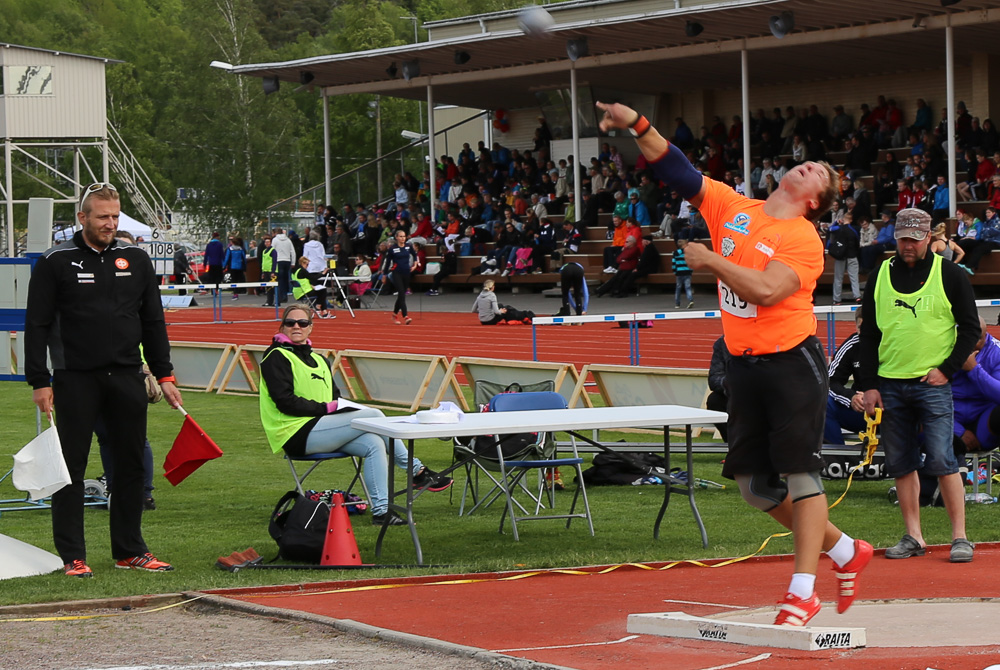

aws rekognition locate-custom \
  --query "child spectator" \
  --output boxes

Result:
[672,233,694,309]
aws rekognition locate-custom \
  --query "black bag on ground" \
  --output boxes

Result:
[581,451,668,486]
[267,489,366,563]
[269,490,328,562]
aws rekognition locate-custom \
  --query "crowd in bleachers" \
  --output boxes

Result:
[281,97,1000,297]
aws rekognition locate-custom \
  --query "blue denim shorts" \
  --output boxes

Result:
[879,378,958,478]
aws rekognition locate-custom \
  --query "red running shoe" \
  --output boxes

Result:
[115,552,174,572]
[64,559,93,578]
[773,591,821,627]
[833,539,873,613]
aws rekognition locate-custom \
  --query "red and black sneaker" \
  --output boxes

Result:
[115,552,174,572]
[64,559,93,578]
[412,467,453,492]
[773,591,821,627]
[833,539,873,614]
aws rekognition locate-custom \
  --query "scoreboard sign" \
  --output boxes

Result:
[143,241,175,276]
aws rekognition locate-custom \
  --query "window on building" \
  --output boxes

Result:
[8,66,53,95]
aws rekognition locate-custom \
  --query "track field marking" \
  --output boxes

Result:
[78,660,343,670]
[662,599,750,609]
[698,653,772,670]
[493,634,639,652]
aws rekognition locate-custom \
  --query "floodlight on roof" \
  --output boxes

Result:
[685,21,704,38]
[299,71,314,85]
[402,60,420,81]
[262,76,280,95]
[566,37,589,62]
[454,51,471,65]
[386,62,398,77]
[769,11,794,39]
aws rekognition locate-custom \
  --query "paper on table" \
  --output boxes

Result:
[414,401,465,424]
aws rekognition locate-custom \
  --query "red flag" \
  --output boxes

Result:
[163,415,223,486]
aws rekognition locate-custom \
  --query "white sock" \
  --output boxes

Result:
[787,573,816,599]
[827,533,856,568]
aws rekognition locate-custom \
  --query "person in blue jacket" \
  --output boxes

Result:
[951,316,1000,454]
[223,236,247,300]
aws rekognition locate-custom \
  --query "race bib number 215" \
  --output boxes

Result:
[718,280,757,318]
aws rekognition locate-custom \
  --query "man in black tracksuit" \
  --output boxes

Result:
[25,183,183,577]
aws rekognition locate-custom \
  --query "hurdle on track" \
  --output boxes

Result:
[531,299,1000,365]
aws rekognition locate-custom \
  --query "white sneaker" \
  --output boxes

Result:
[501,269,510,277]
[532,268,543,274]
[603,267,616,274]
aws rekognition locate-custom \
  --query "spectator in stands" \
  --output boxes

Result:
[425,245,456,297]
[672,231,694,309]
[910,98,933,136]
[828,211,861,305]
[829,104,853,147]
[656,190,684,239]
[982,120,999,155]
[873,166,899,214]
[602,214,628,273]
[858,215,877,257]
[672,117,694,150]
[596,234,641,298]
[561,220,582,255]
[959,150,996,202]
[627,189,651,227]
[961,206,1000,273]
[929,174,951,222]
[859,210,896,275]
[756,157,778,198]
[473,279,534,325]
[954,209,982,258]
[990,173,1000,211]
[929,220,965,263]
[825,312,867,446]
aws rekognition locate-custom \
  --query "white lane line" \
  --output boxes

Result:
[662,599,750,609]
[698,653,772,670]
[493,634,639,652]
[77,660,343,670]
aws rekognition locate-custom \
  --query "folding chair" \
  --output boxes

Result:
[453,379,555,515]
[284,451,369,501]
[357,279,385,309]
[456,387,594,541]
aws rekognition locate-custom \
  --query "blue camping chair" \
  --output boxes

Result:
[481,390,594,541]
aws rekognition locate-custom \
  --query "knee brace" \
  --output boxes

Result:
[735,473,788,512]
[786,471,825,503]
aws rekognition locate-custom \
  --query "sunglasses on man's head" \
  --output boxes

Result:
[79,182,118,209]
[282,319,312,328]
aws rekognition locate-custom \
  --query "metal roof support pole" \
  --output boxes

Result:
[323,89,332,208]
[4,141,11,256]
[570,61,582,215]
[945,19,957,219]
[427,83,436,221]
[741,47,752,195]
[101,138,109,183]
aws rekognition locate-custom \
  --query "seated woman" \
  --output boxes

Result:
[349,255,372,297]
[472,279,534,324]
[259,305,452,526]
[291,256,333,319]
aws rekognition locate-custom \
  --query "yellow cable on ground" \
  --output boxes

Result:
[0,594,206,623]
[829,407,882,510]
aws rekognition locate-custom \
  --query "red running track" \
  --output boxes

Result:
[214,543,1000,670]
[164,305,862,369]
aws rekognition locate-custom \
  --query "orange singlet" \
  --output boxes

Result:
[696,179,824,356]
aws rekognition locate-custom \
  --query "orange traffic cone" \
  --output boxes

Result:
[321,492,362,566]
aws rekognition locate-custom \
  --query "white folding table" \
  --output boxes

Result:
[351,404,728,565]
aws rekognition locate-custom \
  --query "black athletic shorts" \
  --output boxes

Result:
[721,335,828,479]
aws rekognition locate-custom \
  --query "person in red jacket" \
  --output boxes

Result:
[596,235,642,297]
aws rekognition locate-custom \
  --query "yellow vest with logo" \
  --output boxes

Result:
[259,346,331,453]
[874,253,956,379]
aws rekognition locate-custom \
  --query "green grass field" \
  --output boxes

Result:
[1,383,996,607]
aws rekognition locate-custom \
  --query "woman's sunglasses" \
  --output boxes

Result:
[282,319,312,328]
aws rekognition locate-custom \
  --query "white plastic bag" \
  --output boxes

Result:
[12,420,71,501]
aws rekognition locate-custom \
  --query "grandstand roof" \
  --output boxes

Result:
[227,0,1000,110]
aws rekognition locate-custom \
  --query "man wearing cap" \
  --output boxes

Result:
[858,208,980,563]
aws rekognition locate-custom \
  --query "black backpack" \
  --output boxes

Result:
[268,489,366,563]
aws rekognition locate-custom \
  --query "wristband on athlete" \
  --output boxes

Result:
[648,143,704,201]
[157,375,177,384]
[628,114,651,139]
